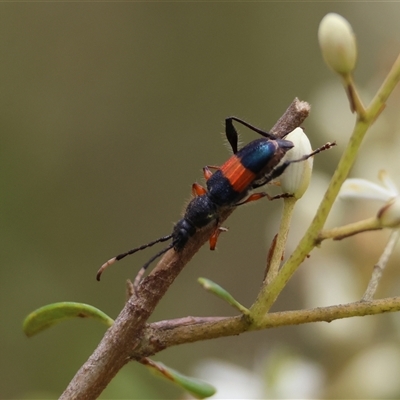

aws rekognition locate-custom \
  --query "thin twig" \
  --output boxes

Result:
[362,230,400,301]
[131,296,400,357]
[270,97,310,138]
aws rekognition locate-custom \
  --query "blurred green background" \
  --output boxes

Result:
[2,3,400,399]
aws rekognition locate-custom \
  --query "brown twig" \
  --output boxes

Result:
[362,230,400,301]
[132,296,400,357]
[59,98,310,400]
[270,98,310,138]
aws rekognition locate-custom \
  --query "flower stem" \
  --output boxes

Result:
[317,217,382,242]
[264,197,297,284]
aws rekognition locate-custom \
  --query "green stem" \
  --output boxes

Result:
[264,197,297,284]
[317,217,382,242]
[343,74,366,117]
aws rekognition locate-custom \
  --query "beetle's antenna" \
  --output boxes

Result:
[133,242,175,291]
[96,234,172,281]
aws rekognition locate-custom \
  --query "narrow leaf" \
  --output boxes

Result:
[23,302,114,337]
[198,277,249,315]
[142,358,216,399]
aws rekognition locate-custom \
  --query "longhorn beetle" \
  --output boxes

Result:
[97,117,335,288]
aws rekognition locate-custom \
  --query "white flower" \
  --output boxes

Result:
[318,13,357,76]
[279,127,313,199]
[191,350,325,399]
[340,170,400,228]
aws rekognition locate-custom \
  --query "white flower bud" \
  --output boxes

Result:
[377,197,400,228]
[318,13,357,76]
[279,128,313,199]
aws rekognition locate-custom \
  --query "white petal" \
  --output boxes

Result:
[192,360,265,399]
[378,170,399,196]
[340,178,393,201]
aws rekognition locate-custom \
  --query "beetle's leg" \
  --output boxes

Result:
[202,165,220,180]
[234,192,292,206]
[225,116,275,154]
[192,182,207,196]
[209,226,228,250]
[225,117,240,154]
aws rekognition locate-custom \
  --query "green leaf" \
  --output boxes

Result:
[198,277,250,315]
[23,302,114,337]
[142,358,216,399]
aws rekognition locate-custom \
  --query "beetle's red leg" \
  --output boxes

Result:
[203,165,220,180]
[209,226,228,250]
[192,182,207,196]
[235,192,293,206]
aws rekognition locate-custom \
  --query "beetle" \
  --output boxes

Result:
[97,117,334,287]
